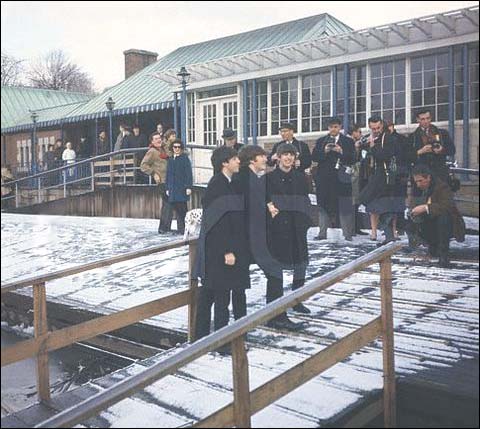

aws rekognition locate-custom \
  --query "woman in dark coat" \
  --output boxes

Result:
[193,147,250,342]
[166,139,193,235]
[359,117,397,245]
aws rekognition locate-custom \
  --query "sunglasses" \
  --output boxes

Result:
[173,145,182,149]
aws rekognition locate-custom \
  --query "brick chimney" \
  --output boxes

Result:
[123,49,158,79]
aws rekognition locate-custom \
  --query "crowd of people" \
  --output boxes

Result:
[186,108,466,351]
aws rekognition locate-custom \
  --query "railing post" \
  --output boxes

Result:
[380,256,396,428]
[91,161,95,192]
[33,282,51,402]
[188,240,198,342]
[63,169,67,198]
[15,182,19,208]
[37,175,42,204]
[110,154,115,187]
[232,336,252,428]
[123,152,127,185]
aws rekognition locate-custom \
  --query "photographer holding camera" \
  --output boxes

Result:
[409,108,455,186]
[408,164,465,268]
[312,117,355,240]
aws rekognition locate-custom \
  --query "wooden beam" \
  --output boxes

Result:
[460,9,479,26]
[231,336,252,428]
[347,33,368,48]
[389,24,410,42]
[34,282,50,402]
[436,15,456,35]
[1,289,191,366]
[411,19,433,38]
[380,257,396,428]
[289,46,311,61]
[194,317,383,427]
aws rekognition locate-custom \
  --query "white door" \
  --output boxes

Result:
[193,96,239,183]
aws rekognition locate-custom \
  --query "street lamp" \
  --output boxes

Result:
[105,97,115,152]
[30,110,39,174]
[177,66,191,145]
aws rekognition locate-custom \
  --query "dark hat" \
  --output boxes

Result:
[222,128,236,139]
[279,122,295,131]
[276,143,298,157]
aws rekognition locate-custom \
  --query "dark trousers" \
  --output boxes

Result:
[194,286,247,341]
[172,202,188,234]
[158,184,173,232]
[418,213,453,256]
[266,262,307,304]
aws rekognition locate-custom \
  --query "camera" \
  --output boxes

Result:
[432,143,442,150]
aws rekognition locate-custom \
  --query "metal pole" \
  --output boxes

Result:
[109,112,113,153]
[242,80,249,145]
[181,83,187,144]
[31,124,36,175]
[94,118,99,156]
[332,66,338,117]
[343,63,349,132]
[252,80,258,146]
[173,92,179,135]
[448,46,455,146]
[462,44,470,169]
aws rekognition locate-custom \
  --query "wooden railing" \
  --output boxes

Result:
[1,241,403,428]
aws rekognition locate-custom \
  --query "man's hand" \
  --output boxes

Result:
[267,202,279,218]
[355,141,362,149]
[433,145,444,155]
[295,159,301,168]
[368,135,376,148]
[271,153,279,162]
[411,204,428,217]
[186,188,192,196]
[333,144,343,154]
[166,190,170,196]
[418,145,433,156]
[225,253,236,266]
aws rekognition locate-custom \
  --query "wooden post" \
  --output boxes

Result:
[33,282,51,402]
[91,161,95,191]
[380,257,396,428]
[188,241,198,342]
[231,336,252,428]
[110,155,115,187]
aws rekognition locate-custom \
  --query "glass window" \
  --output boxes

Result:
[470,44,479,119]
[247,81,268,137]
[301,71,331,132]
[270,77,298,134]
[187,93,195,143]
[197,86,237,99]
[370,60,405,124]
[348,65,367,127]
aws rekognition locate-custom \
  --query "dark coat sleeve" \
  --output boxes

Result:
[267,142,281,166]
[298,141,312,170]
[339,135,355,166]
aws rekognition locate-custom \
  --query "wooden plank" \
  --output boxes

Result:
[188,241,198,342]
[231,336,252,428]
[194,317,383,427]
[33,282,50,402]
[342,398,384,428]
[2,289,191,366]
[380,257,396,428]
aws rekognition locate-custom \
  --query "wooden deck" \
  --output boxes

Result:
[2,241,478,428]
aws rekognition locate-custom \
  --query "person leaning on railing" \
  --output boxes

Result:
[140,131,173,234]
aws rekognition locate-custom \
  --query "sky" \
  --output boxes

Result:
[1,1,478,92]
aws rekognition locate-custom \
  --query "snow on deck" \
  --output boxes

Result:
[1,213,479,427]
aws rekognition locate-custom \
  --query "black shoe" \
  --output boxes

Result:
[292,303,311,314]
[438,254,451,268]
[314,235,327,240]
[377,239,394,248]
[267,315,303,331]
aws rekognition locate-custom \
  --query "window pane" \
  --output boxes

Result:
[383,77,393,93]
[437,53,449,69]
[395,110,405,125]
[395,74,405,91]
[437,86,449,103]
[437,69,448,87]
[394,59,405,74]
[411,57,423,73]
[371,78,382,94]
[383,93,393,109]
[371,95,381,110]
[424,88,436,105]
[371,63,382,78]
[411,72,423,90]
[312,117,320,132]
[383,62,394,77]
[302,119,310,132]
[302,103,310,118]
[322,101,330,116]
[424,71,436,88]
[437,104,448,121]
[424,55,435,71]
[395,92,405,108]
[412,90,423,106]
[302,89,310,103]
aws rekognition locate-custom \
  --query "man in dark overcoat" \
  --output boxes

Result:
[267,122,312,174]
[265,143,313,328]
[312,117,355,240]
[194,146,250,343]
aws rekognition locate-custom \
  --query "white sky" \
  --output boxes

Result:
[1,1,478,92]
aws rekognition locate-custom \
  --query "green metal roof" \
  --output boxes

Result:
[1,86,92,130]
[2,13,352,133]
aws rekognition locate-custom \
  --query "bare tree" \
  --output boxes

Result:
[27,49,95,94]
[1,52,25,86]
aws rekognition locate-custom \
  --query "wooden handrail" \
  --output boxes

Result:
[34,242,402,428]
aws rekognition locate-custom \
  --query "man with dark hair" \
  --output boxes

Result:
[358,116,398,245]
[312,117,355,240]
[130,124,148,148]
[222,128,244,152]
[194,146,250,347]
[96,130,110,155]
[267,122,312,174]
[409,164,465,267]
[408,108,455,184]
[265,143,313,328]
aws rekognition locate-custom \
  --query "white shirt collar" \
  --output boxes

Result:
[222,172,232,183]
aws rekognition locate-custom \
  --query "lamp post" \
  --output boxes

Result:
[105,97,115,152]
[177,66,191,145]
[30,110,38,174]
